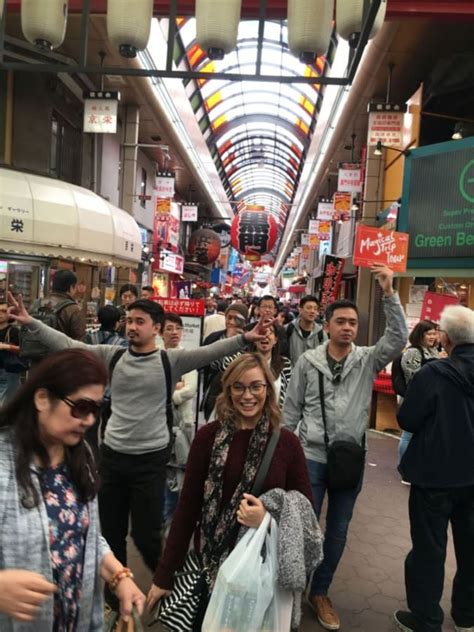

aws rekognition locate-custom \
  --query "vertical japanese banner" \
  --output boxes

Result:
[319,255,346,311]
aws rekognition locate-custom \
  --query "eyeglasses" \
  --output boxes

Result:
[61,397,102,420]
[231,382,267,395]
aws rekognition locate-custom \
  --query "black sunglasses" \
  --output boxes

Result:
[61,397,102,420]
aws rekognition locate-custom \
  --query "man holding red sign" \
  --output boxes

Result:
[284,264,408,630]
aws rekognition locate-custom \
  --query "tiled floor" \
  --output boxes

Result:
[128,431,457,631]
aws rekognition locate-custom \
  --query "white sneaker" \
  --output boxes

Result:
[454,627,474,631]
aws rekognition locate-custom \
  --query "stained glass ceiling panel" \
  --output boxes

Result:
[177,16,333,237]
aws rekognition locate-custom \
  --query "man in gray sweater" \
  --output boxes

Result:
[9,296,267,611]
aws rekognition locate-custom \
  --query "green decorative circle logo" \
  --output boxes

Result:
[459,159,474,204]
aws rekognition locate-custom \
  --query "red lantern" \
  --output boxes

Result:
[187,228,221,265]
[230,206,278,261]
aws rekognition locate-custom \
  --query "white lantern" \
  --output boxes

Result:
[21,0,68,51]
[288,0,334,63]
[107,0,153,58]
[336,0,386,42]
[196,0,242,60]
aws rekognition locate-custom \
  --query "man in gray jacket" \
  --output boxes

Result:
[9,295,268,612]
[286,294,327,365]
[283,265,407,631]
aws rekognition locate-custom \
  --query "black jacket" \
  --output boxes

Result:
[398,344,474,488]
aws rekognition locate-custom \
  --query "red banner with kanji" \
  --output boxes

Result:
[319,255,345,310]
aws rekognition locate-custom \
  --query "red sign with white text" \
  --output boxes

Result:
[420,292,459,323]
[353,225,409,272]
[156,298,205,317]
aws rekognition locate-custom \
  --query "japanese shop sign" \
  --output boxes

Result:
[319,255,345,310]
[333,192,352,215]
[317,201,335,221]
[155,172,175,198]
[182,205,198,222]
[154,203,180,251]
[155,198,171,214]
[156,297,205,317]
[301,233,309,246]
[83,97,118,134]
[353,225,409,272]
[420,291,459,323]
[308,234,319,249]
[154,249,184,274]
[318,222,331,240]
[368,111,403,146]
[337,165,363,193]
[308,219,319,234]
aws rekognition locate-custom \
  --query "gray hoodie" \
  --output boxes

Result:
[283,293,407,463]
[286,317,327,365]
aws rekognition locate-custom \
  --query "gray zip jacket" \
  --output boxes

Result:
[0,429,110,632]
[283,293,407,463]
[22,320,248,454]
[286,318,327,365]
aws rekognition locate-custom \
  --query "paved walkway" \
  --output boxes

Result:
[129,431,457,631]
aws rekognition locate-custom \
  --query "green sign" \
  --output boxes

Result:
[399,138,474,265]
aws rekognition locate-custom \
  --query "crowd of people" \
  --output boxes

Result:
[0,264,473,632]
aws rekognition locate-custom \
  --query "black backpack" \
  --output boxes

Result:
[19,298,76,360]
[391,347,427,397]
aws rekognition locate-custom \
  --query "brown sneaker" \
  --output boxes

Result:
[308,595,340,630]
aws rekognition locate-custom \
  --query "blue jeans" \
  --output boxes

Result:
[399,430,413,464]
[0,369,21,406]
[307,458,363,596]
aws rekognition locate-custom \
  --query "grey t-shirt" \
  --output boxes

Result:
[25,319,248,454]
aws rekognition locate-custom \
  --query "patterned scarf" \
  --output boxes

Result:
[201,412,271,579]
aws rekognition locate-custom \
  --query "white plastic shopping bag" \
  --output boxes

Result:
[202,512,277,632]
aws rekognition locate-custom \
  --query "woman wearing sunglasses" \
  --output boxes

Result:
[0,349,145,631]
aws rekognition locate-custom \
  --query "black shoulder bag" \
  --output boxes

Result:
[153,429,281,632]
[318,370,365,491]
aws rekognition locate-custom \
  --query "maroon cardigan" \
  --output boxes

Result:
[154,421,313,588]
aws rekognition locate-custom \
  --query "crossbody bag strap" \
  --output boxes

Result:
[209,428,281,559]
[160,349,174,442]
[318,370,330,448]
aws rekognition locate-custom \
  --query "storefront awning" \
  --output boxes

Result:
[0,168,141,267]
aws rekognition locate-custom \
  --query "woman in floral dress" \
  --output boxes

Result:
[0,348,145,631]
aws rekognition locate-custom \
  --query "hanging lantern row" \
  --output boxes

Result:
[19,0,386,61]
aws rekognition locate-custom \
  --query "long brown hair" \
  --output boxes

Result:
[0,349,108,506]
[215,353,281,429]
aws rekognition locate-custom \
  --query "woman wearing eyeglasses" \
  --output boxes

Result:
[147,352,314,630]
[0,349,145,631]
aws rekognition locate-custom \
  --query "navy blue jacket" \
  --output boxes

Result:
[398,344,474,488]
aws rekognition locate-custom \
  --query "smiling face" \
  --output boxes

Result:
[299,300,319,326]
[229,366,268,427]
[35,384,105,449]
[325,307,359,348]
[254,326,277,356]
[225,310,246,335]
[422,328,438,348]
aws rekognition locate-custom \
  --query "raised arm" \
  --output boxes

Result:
[7,293,116,365]
[369,266,408,372]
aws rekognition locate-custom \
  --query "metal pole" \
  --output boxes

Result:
[255,0,267,77]
[166,0,178,73]
[79,0,91,68]
[346,0,382,84]
[0,0,7,65]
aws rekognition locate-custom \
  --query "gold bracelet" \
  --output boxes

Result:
[110,567,134,591]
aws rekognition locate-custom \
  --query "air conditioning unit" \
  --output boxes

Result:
[336,0,387,42]
[196,0,242,60]
[288,0,334,64]
[21,0,68,51]
[107,0,153,58]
